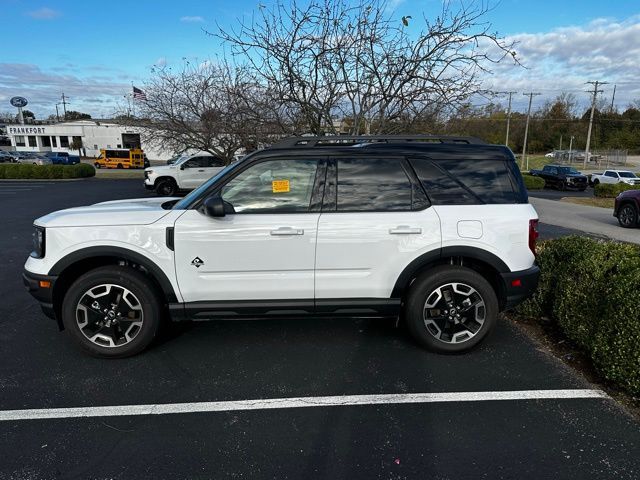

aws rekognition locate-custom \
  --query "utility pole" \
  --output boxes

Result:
[584,80,607,169]
[559,134,563,151]
[521,92,541,170]
[610,84,617,111]
[504,91,517,148]
[569,135,574,162]
[55,103,60,122]
[60,93,69,120]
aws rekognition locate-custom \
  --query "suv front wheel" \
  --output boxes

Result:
[61,266,163,358]
[405,266,498,353]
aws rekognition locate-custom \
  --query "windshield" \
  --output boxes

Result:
[172,161,243,209]
[618,171,637,178]
[558,167,579,174]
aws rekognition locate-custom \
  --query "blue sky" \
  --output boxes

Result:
[1,0,639,117]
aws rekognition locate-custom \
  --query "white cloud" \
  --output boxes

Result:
[0,63,129,117]
[180,15,205,23]
[27,7,61,20]
[483,17,640,111]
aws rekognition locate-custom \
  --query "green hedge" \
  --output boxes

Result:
[0,163,95,179]
[522,174,545,190]
[516,236,640,396]
[594,182,637,198]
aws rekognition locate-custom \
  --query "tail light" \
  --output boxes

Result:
[529,219,539,255]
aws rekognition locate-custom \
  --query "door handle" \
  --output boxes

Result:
[270,227,304,236]
[197,169,205,172]
[389,225,422,234]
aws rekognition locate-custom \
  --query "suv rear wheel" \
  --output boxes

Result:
[61,266,163,358]
[405,266,498,353]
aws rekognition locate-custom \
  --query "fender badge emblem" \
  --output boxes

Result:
[191,257,204,268]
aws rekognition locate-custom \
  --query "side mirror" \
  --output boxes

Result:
[179,163,186,170]
[203,195,226,217]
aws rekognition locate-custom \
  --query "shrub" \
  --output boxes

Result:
[515,236,640,396]
[594,182,636,198]
[0,163,95,179]
[522,174,545,190]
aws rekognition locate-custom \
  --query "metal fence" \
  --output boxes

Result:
[553,149,627,167]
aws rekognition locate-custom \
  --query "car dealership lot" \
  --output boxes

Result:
[1,180,639,479]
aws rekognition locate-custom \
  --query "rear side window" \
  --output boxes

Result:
[410,158,519,205]
[336,158,414,211]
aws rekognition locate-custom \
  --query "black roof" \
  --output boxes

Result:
[261,136,514,161]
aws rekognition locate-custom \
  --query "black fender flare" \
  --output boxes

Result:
[49,246,178,302]
[391,246,509,298]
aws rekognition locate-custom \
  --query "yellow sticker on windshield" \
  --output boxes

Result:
[272,179,290,193]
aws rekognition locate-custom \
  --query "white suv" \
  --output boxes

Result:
[144,152,226,196]
[24,136,540,358]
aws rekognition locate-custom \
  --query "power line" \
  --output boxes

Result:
[521,92,541,170]
[584,81,607,168]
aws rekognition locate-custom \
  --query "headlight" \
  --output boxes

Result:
[31,226,45,258]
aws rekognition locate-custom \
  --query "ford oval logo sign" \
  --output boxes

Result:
[10,96,28,108]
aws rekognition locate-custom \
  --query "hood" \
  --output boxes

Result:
[35,197,181,228]
[564,173,587,178]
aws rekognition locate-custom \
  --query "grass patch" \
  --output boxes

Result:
[94,169,144,179]
[517,155,553,172]
[561,197,614,209]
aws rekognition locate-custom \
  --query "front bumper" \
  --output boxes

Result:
[500,265,540,310]
[23,269,58,320]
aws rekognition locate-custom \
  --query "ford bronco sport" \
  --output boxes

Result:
[23,135,540,358]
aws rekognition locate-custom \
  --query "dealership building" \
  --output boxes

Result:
[4,121,169,160]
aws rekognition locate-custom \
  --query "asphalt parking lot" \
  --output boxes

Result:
[1,179,639,479]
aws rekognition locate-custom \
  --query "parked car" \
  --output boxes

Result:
[613,189,640,228]
[144,152,226,196]
[44,152,80,165]
[0,150,17,163]
[589,170,640,187]
[23,135,540,358]
[544,152,555,158]
[529,164,588,191]
[15,153,53,165]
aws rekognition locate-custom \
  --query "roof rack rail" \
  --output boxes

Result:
[270,135,486,149]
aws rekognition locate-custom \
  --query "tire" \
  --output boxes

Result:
[618,203,638,228]
[404,266,498,353]
[61,266,164,358]
[117,163,123,169]
[94,163,101,169]
[155,178,178,196]
[593,179,600,187]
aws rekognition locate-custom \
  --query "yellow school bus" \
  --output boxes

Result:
[94,148,145,169]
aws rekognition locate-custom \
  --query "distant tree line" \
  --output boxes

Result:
[434,94,640,153]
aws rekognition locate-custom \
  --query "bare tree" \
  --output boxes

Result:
[216,0,518,135]
[117,61,275,163]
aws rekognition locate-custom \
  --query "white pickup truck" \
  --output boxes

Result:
[589,170,640,187]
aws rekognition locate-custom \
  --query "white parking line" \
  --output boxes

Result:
[0,389,607,422]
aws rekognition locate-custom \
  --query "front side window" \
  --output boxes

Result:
[184,157,210,168]
[207,157,225,168]
[221,159,318,213]
[336,158,413,211]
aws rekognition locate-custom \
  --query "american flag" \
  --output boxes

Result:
[132,86,147,101]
